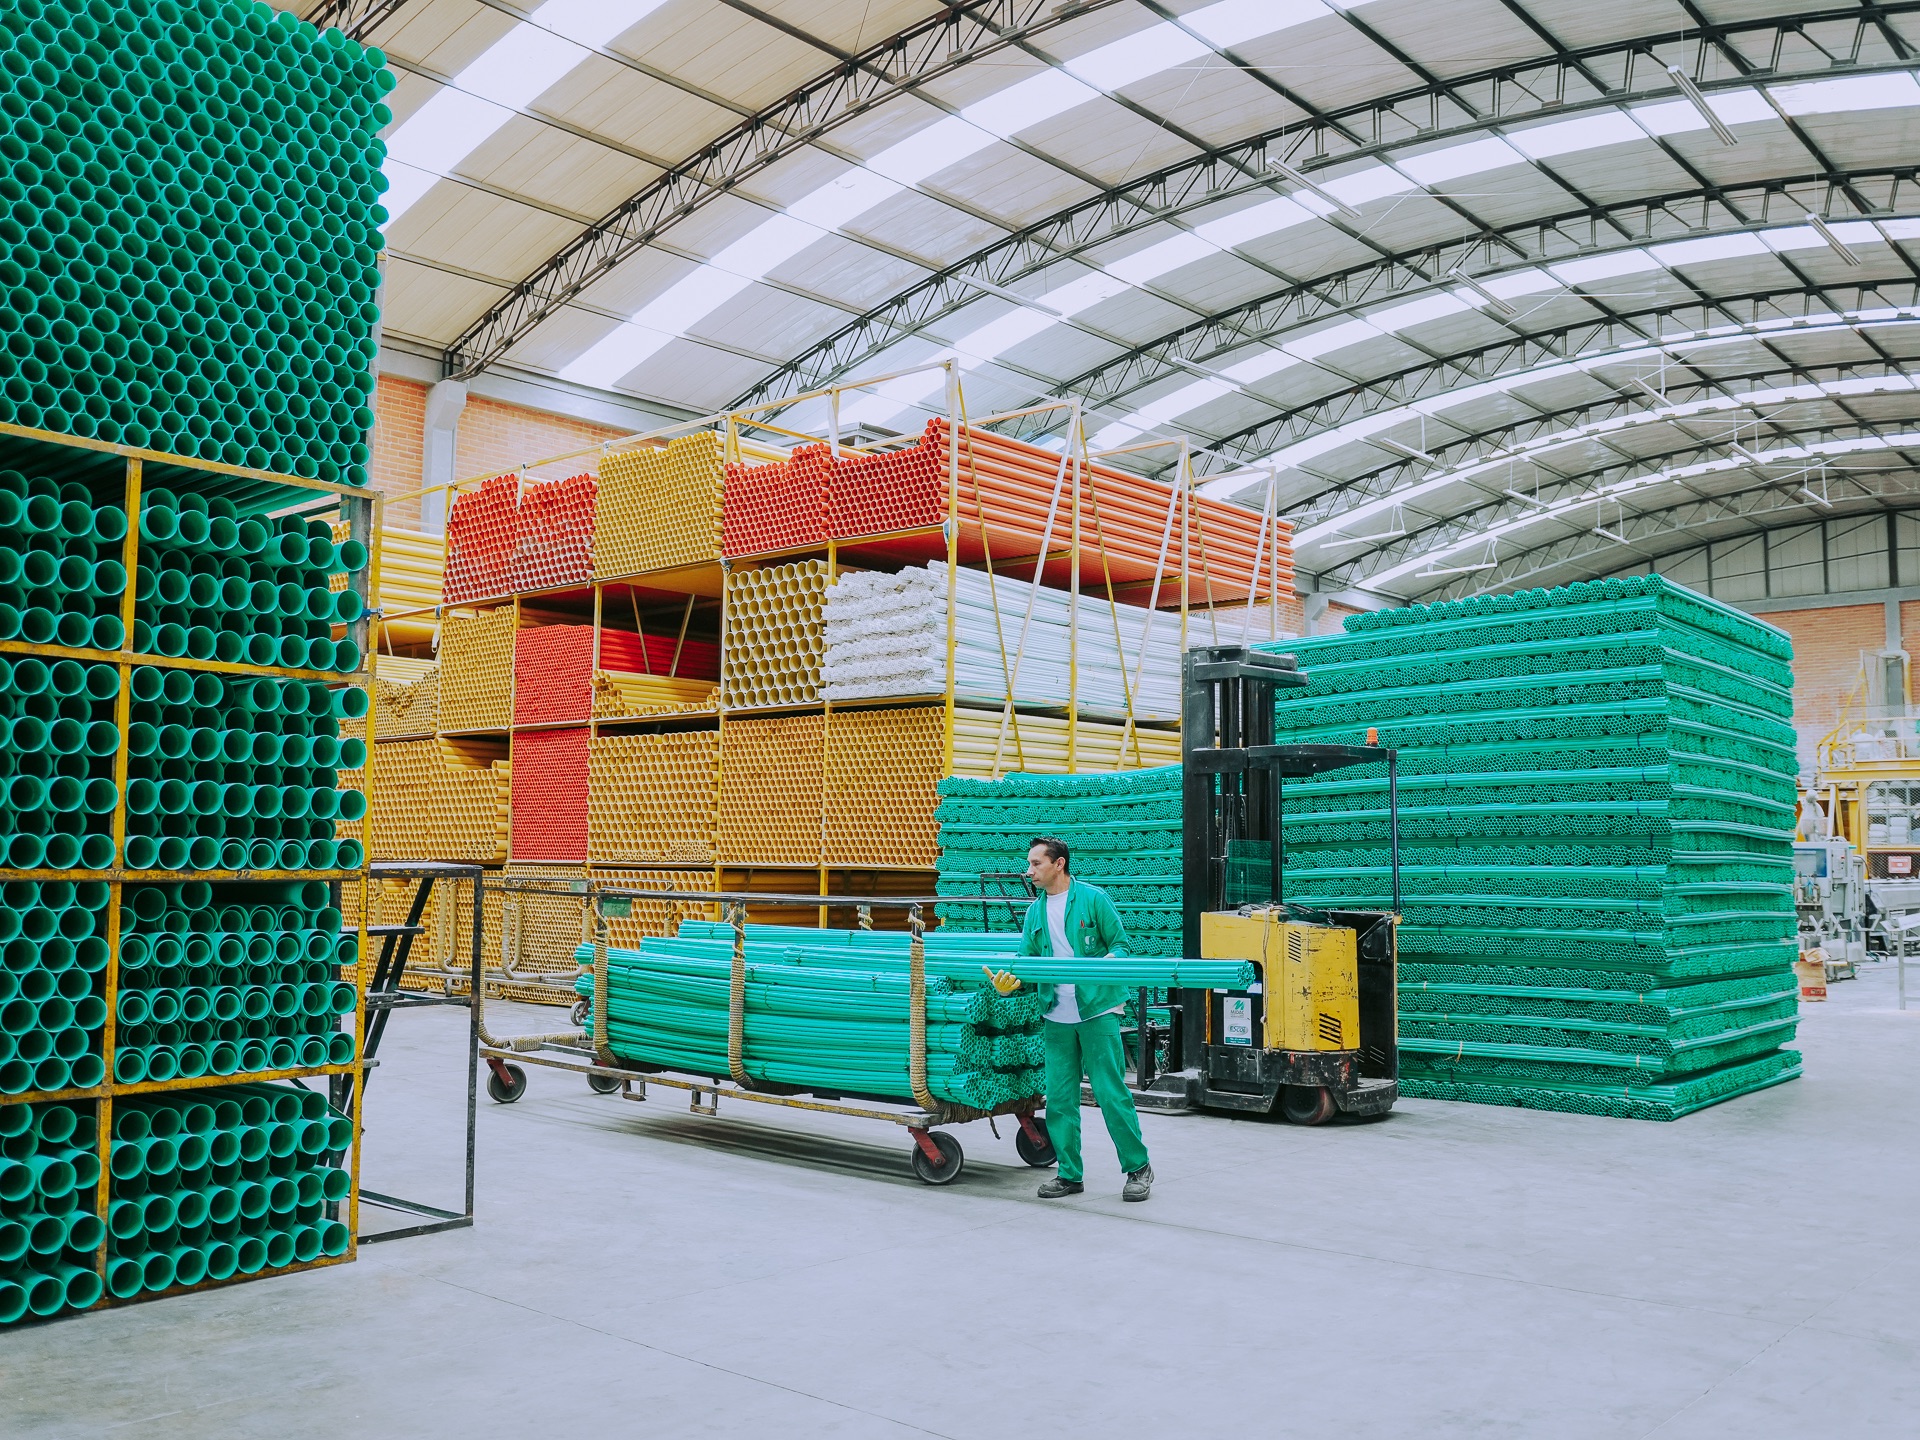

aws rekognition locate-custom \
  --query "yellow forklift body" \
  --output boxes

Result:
[1201,910,1360,1052]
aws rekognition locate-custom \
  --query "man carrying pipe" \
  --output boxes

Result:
[986,838,1153,1202]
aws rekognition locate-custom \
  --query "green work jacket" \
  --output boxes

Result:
[1018,880,1132,1021]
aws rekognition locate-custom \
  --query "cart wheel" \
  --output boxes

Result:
[1014,1117,1055,1167]
[586,1070,622,1095]
[908,1131,964,1185]
[569,998,589,1027]
[1279,1084,1337,1125]
[486,1063,527,1104]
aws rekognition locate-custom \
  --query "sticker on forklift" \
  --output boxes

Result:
[1222,995,1253,1046]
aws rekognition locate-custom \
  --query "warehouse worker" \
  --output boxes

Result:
[987,838,1153,1202]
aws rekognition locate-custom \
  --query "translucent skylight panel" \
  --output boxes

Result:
[785,169,903,229]
[962,70,1100,137]
[1507,109,1644,160]
[1774,72,1920,116]
[1395,137,1527,185]
[1285,319,1383,361]
[559,322,673,388]
[1551,249,1660,285]
[386,89,515,177]
[459,23,585,113]
[1066,23,1211,92]
[865,116,997,187]
[1631,88,1773,137]
[1103,233,1221,286]
[1648,233,1769,267]
[1193,194,1328,248]
[1322,165,1417,208]
[1186,0,1333,48]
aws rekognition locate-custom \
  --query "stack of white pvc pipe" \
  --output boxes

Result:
[821,563,1180,720]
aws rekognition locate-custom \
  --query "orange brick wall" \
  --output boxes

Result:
[454,396,628,485]
[370,375,427,530]
[1763,604,1885,768]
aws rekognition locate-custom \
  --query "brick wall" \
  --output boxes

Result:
[370,375,427,530]
[454,396,628,485]
[1761,603,1884,774]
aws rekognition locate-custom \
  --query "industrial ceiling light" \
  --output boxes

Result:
[1798,484,1834,509]
[1447,265,1518,316]
[1665,64,1739,146]
[1269,157,1362,218]
[1319,529,1409,548]
[1805,212,1864,266]
[1630,376,1668,404]
[1376,436,1440,467]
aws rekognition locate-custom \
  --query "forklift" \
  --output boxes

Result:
[1133,644,1400,1123]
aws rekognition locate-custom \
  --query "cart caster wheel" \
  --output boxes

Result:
[486,1063,527,1104]
[1279,1084,1337,1125]
[1014,1117,1055,1167]
[586,1071,622,1095]
[569,998,589,1026]
[909,1131,964,1185]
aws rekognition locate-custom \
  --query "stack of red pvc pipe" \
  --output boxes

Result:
[511,726,589,862]
[442,473,519,604]
[509,472,597,593]
[721,444,832,556]
[514,625,725,727]
[829,440,945,539]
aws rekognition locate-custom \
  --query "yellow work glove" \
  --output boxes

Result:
[982,966,1021,996]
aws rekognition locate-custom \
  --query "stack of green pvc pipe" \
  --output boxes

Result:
[575,927,1253,1109]
[104,1083,352,1300]
[112,881,358,1087]
[0,1100,103,1324]
[121,666,369,874]
[932,766,1185,955]
[0,470,129,651]
[134,495,369,674]
[0,2,390,485]
[0,880,110,1096]
[0,653,122,870]
[1266,575,1801,1121]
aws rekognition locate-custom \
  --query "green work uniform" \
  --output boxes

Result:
[1020,881,1150,1183]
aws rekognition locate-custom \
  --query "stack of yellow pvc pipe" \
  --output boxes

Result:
[592,866,717,948]
[591,671,718,719]
[824,705,943,867]
[374,657,439,739]
[716,713,823,865]
[949,709,1180,778]
[438,609,516,732]
[349,738,511,861]
[595,431,724,578]
[372,526,448,648]
[587,730,717,864]
[721,560,826,708]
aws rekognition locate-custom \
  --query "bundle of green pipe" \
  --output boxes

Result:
[1265,575,1800,1120]
[575,925,1253,1109]
[932,766,1185,955]
[134,495,369,674]
[0,881,110,1096]
[0,654,122,870]
[0,1100,103,1324]
[0,2,390,485]
[0,471,129,652]
[112,881,358,1087]
[104,1082,353,1299]
[122,666,369,874]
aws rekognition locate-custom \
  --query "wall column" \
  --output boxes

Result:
[420,379,468,535]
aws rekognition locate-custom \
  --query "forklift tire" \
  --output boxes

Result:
[586,1071,622,1095]
[909,1131,965,1185]
[486,1063,527,1104]
[1279,1084,1337,1126]
[1014,1117,1055,1167]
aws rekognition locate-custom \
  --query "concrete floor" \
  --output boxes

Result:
[4,968,1917,1439]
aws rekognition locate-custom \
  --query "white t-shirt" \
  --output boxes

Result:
[1042,888,1119,1023]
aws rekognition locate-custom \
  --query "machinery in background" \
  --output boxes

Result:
[1133,644,1398,1124]
[1812,648,1920,924]
[1792,838,1866,981]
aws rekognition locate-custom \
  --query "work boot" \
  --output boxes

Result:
[1037,1177,1084,1198]
[1122,1165,1153,1202]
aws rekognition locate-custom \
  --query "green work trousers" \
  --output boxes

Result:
[1044,1012,1149,1183]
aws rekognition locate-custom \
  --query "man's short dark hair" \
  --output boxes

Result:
[1029,836,1070,870]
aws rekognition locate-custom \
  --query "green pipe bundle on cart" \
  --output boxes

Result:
[933,766,1184,956]
[1263,575,1801,1121]
[574,927,1252,1111]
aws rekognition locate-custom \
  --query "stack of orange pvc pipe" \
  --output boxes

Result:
[508,472,597,593]
[443,474,519,603]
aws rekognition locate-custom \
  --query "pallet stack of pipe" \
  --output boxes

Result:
[720,561,827,708]
[949,711,1180,776]
[441,475,519,605]
[365,527,445,648]
[1266,575,1801,1121]
[350,739,508,863]
[595,433,724,578]
[588,731,717,865]
[716,714,824,865]
[823,706,945,867]
[721,444,833,557]
[821,563,1181,717]
[508,474,597,594]
[933,767,1185,956]
[373,658,438,740]
[436,610,515,733]
[514,626,720,726]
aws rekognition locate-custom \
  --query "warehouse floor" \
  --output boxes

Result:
[6,972,1916,1440]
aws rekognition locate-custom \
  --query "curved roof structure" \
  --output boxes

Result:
[316,0,1920,603]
